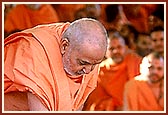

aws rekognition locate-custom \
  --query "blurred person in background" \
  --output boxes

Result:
[135,32,153,57]
[119,23,138,51]
[123,52,164,111]
[148,4,164,33]
[83,31,142,111]
[74,4,101,20]
[99,4,129,32]
[150,26,164,58]
[51,4,85,22]
[122,4,159,33]
[4,4,59,38]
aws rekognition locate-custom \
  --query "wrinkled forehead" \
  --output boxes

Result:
[73,31,107,49]
[81,40,106,53]
[73,41,106,60]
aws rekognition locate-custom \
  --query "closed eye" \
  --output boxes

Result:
[79,60,91,65]
[78,59,102,66]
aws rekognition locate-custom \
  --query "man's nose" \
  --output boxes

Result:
[151,67,159,74]
[112,48,119,54]
[83,65,95,74]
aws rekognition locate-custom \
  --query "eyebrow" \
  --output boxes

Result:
[80,59,103,65]
[80,60,91,65]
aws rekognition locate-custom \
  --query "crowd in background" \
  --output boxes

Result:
[4,3,165,111]
[4,4,164,37]
[4,4,164,57]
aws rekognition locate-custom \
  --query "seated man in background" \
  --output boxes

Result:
[123,52,164,111]
[83,31,142,111]
[135,32,153,57]
[4,18,108,111]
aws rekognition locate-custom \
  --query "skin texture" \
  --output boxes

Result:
[27,92,48,111]
[60,19,107,77]
[147,54,164,84]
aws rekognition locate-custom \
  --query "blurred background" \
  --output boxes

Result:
[3,3,164,57]
[4,3,164,37]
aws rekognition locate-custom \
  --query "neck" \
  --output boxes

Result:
[148,78,164,104]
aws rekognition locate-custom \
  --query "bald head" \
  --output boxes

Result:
[61,18,108,76]
[62,18,107,50]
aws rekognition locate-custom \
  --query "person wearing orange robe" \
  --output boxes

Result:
[4,18,108,111]
[83,31,142,111]
[99,4,129,31]
[52,4,85,22]
[123,52,164,111]
[4,4,59,37]
[122,4,158,33]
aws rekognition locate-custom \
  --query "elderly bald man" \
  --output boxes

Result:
[4,18,108,111]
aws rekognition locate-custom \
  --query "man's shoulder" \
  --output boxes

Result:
[125,50,142,62]
[126,50,141,58]
[35,22,70,28]
[126,75,147,87]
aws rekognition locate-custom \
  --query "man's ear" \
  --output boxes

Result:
[60,38,69,55]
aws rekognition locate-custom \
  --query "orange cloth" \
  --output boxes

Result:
[123,76,164,111]
[123,4,157,33]
[83,51,142,111]
[53,4,85,22]
[4,22,98,111]
[99,4,128,31]
[4,4,59,33]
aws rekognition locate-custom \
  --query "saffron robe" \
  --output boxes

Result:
[122,4,158,33]
[52,4,85,22]
[83,51,142,111]
[4,22,98,111]
[123,76,164,111]
[4,4,59,34]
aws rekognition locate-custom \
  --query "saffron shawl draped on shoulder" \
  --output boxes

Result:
[123,76,164,111]
[4,22,98,111]
[83,52,142,110]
